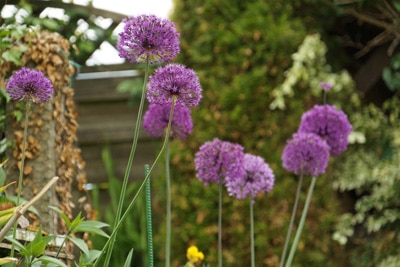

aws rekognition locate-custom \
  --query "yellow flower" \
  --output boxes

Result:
[197,251,204,261]
[186,245,204,264]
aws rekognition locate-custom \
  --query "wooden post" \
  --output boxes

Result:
[1,30,89,241]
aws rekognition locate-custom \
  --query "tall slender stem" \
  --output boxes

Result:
[165,141,171,267]
[104,58,151,266]
[10,101,31,258]
[17,102,31,204]
[218,181,223,267]
[250,198,255,267]
[284,176,317,267]
[145,165,154,267]
[94,97,177,267]
[280,172,304,267]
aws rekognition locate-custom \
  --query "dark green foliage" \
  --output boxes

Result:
[383,53,400,92]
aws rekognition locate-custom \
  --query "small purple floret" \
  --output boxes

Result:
[143,103,193,139]
[282,132,330,177]
[6,67,54,103]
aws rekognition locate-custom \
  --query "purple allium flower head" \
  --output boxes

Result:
[226,153,275,201]
[194,138,245,185]
[117,14,180,64]
[147,64,202,107]
[298,104,353,155]
[282,132,330,177]
[143,103,193,139]
[320,82,332,92]
[6,67,54,104]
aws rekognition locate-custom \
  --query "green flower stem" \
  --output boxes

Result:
[165,140,171,267]
[280,172,304,267]
[94,97,177,267]
[145,164,154,267]
[16,102,31,205]
[104,58,151,266]
[250,198,255,267]
[218,181,223,267]
[11,101,31,258]
[284,176,317,267]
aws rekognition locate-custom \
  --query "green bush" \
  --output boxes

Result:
[332,95,400,267]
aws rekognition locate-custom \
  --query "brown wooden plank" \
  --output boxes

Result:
[80,140,162,184]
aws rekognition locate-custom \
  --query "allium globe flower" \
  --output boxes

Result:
[117,14,180,63]
[226,154,275,201]
[143,103,193,139]
[298,104,353,155]
[6,67,54,104]
[282,132,330,177]
[194,138,245,185]
[147,64,202,107]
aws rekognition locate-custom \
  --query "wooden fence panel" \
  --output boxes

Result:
[73,68,161,185]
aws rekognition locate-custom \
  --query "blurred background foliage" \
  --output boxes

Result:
[2,0,400,266]
[149,0,400,266]
[0,0,119,66]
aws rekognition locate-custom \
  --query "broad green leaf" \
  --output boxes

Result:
[1,49,23,66]
[73,221,109,238]
[68,236,89,255]
[24,228,55,257]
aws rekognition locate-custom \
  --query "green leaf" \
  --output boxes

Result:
[68,236,89,255]
[0,168,6,187]
[73,220,109,238]
[1,49,23,66]
[69,212,85,232]
[123,249,134,267]
[48,206,71,229]
[5,195,39,215]
[12,110,23,122]
[79,249,102,266]
[394,1,400,12]
[24,228,55,257]
[35,255,67,267]
[4,236,28,255]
